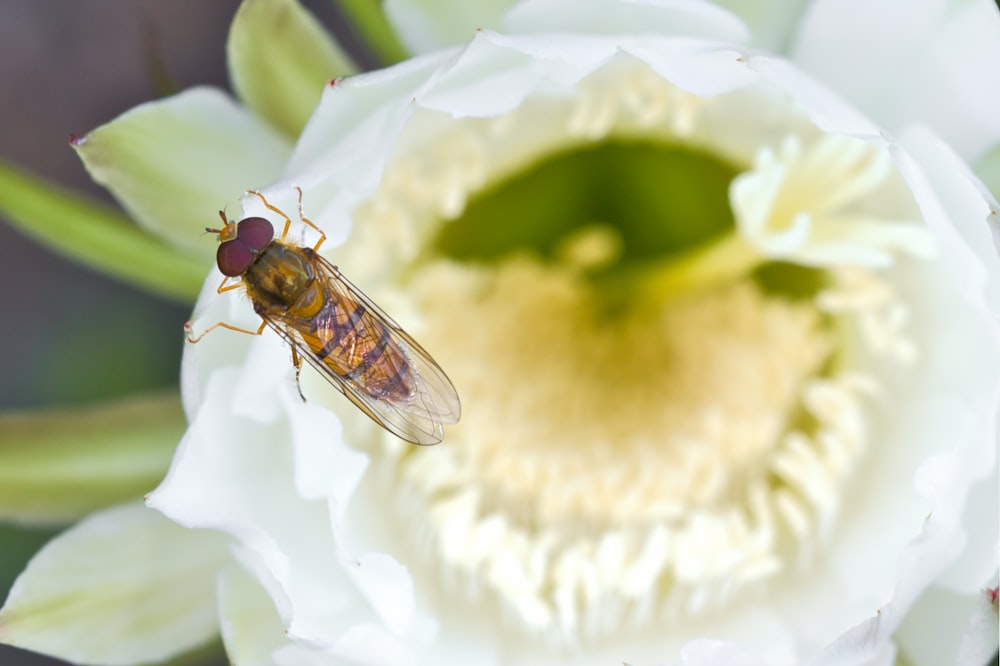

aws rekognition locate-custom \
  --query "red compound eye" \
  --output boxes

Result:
[216,240,254,276]
[236,217,274,251]
[215,217,274,276]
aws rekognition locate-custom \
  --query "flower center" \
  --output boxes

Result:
[396,253,883,637]
[342,60,921,640]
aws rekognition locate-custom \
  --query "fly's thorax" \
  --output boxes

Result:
[244,241,315,309]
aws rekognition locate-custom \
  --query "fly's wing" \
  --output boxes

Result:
[267,252,461,446]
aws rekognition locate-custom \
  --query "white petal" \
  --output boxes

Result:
[0,503,228,666]
[894,582,998,666]
[282,52,453,235]
[276,623,413,666]
[504,0,750,43]
[744,55,880,138]
[148,367,423,649]
[672,639,775,666]
[791,0,1000,159]
[805,251,1000,663]
[893,125,1000,318]
[953,581,1000,666]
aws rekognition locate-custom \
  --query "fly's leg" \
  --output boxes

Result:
[245,187,327,253]
[292,186,327,253]
[290,345,307,402]
[185,275,263,342]
[184,319,266,343]
[246,189,294,240]
[217,275,242,294]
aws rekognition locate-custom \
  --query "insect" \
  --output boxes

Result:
[185,187,461,445]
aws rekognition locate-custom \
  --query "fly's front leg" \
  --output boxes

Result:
[247,189,294,240]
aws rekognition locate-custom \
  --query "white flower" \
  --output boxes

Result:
[4,1,998,665]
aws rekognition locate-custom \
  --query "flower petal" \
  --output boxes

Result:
[895,582,998,666]
[791,0,1000,159]
[0,159,204,302]
[504,0,750,43]
[0,391,183,525]
[953,582,1000,666]
[73,87,292,260]
[805,249,1000,664]
[893,125,1000,318]
[0,502,229,666]
[147,365,422,649]
[228,0,356,137]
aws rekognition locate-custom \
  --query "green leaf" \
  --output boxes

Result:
[0,503,229,666]
[229,0,357,137]
[0,390,184,526]
[72,87,292,260]
[0,525,59,599]
[0,160,205,303]
[339,0,411,64]
[217,564,288,665]
[383,0,516,54]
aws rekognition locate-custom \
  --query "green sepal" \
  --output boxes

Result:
[0,160,205,303]
[0,390,184,526]
[0,503,228,665]
[229,0,358,137]
[338,0,411,64]
[71,87,291,261]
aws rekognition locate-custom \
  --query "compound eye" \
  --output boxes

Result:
[236,217,274,251]
[216,240,254,277]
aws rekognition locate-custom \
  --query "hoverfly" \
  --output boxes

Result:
[185,187,461,445]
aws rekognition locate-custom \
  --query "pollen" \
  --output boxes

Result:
[380,256,884,640]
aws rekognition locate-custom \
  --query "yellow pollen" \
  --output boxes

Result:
[382,256,874,637]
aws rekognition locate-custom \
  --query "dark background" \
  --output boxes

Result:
[0,2,361,664]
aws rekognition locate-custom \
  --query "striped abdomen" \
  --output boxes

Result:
[308,294,414,402]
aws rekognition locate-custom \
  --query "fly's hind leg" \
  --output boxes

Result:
[290,345,307,402]
[184,319,266,343]
[291,186,327,253]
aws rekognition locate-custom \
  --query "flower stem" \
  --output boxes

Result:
[595,231,765,310]
[642,231,764,300]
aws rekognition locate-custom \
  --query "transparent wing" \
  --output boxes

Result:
[265,252,461,446]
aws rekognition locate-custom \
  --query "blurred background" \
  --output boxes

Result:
[0,2,362,663]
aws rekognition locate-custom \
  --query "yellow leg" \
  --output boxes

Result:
[185,319,266,343]
[290,345,308,401]
[292,186,327,253]
[246,189,293,240]
[245,187,327,252]
[217,275,243,293]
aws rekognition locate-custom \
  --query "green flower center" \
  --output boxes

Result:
[435,141,736,266]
